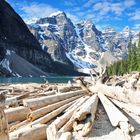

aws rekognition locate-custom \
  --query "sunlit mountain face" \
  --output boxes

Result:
[28,11,139,74]
[0,0,139,76]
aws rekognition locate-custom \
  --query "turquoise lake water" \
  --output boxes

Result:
[0,77,75,84]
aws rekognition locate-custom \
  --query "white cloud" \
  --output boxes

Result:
[18,2,80,24]
[124,0,136,8]
[133,24,140,30]
[111,3,122,16]
[84,0,99,7]
[21,3,59,23]
[66,13,80,23]
[129,9,140,20]
[63,1,76,7]
[93,0,136,17]
[94,2,110,16]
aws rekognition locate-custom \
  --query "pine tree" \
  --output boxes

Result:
[106,32,140,76]
[131,43,138,71]
[138,32,140,71]
[127,39,133,72]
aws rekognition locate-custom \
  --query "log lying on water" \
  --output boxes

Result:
[47,96,90,140]
[5,106,30,123]
[60,94,98,137]
[28,95,81,121]
[9,124,47,140]
[110,98,140,116]
[23,90,87,110]
[89,84,140,105]
[98,93,134,140]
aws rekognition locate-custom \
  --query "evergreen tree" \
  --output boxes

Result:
[127,38,133,72]
[106,32,140,76]
[138,32,140,71]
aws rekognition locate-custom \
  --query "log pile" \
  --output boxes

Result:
[0,71,140,140]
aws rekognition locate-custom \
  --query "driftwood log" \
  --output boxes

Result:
[28,95,81,121]
[23,90,87,110]
[59,94,98,136]
[9,124,47,140]
[5,107,30,123]
[89,83,140,105]
[98,92,134,140]
[110,98,140,116]
[30,101,75,126]
[47,96,90,140]
[0,92,9,140]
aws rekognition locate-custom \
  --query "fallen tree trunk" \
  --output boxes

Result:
[5,106,30,123]
[28,95,81,121]
[110,98,140,116]
[47,96,90,140]
[89,84,140,105]
[0,93,9,140]
[98,93,134,140]
[57,86,81,93]
[40,90,56,96]
[10,120,29,132]
[60,94,98,136]
[9,124,47,140]
[5,92,30,107]
[23,90,87,110]
[30,100,75,126]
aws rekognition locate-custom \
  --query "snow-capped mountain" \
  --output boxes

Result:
[0,1,82,77]
[28,11,139,74]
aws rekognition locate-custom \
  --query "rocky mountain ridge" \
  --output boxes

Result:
[28,11,139,74]
[0,1,81,77]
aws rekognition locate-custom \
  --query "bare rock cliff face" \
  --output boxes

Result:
[0,1,81,76]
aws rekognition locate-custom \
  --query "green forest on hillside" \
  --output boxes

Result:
[106,33,140,76]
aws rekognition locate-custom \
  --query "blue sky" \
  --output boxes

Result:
[7,0,140,31]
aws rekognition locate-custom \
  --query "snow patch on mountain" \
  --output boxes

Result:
[28,12,139,74]
[49,11,63,17]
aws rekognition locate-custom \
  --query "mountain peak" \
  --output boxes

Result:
[122,26,131,33]
[103,27,116,33]
[78,20,94,27]
[49,11,66,17]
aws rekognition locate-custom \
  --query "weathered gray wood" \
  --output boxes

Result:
[28,95,81,121]
[98,93,134,140]
[5,106,30,123]
[89,83,140,105]
[47,96,89,140]
[23,90,86,110]
[60,94,98,136]
[0,93,9,140]
[9,124,47,140]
